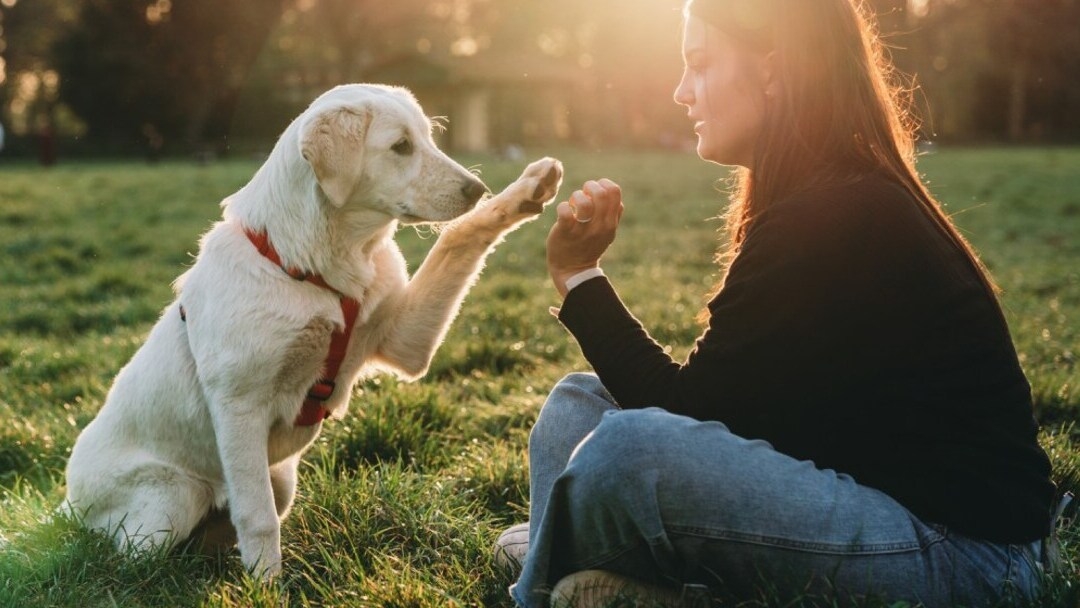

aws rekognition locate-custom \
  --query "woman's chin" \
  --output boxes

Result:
[695,139,718,163]
[697,147,740,168]
[696,139,748,168]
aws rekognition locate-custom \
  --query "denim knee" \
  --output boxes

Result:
[553,409,683,559]
[564,408,744,510]
[529,373,613,452]
[564,409,673,498]
[550,372,610,403]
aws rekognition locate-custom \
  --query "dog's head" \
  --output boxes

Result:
[298,84,488,224]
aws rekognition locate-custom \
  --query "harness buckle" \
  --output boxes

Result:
[285,267,310,281]
[307,379,336,402]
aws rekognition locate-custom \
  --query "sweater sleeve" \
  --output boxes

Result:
[558,275,682,406]
[558,189,890,439]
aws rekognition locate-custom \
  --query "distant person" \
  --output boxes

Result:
[0,121,5,154]
[496,0,1061,606]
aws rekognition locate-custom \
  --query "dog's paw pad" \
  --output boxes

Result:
[523,157,563,206]
[530,163,562,201]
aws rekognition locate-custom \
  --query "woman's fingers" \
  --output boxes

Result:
[598,179,624,223]
[554,178,624,232]
[555,200,578,225]
[569,179,621,223]
[568,190,595,223]
[580,179,622,225]
[584,179,621,203]
[547,178,624,297]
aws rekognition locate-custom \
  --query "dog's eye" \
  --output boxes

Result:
[391,137,413,156]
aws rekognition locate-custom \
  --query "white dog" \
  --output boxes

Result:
[64,83,563,577]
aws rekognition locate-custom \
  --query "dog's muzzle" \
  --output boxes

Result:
[461,177,489,207]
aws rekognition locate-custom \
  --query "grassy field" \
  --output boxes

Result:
[0,147,1077,607]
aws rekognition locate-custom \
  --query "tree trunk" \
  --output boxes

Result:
[1007,61,1027,142]
[184,92,214,156]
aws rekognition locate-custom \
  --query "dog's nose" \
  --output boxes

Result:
[461,177,489,203]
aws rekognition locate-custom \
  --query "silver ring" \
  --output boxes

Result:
[576,216,593,224]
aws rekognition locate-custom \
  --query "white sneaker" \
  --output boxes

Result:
[494,521,531,570]
[550,569,682,608]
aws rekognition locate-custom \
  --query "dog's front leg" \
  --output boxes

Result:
[210,402,282,578]
[375,157,563,377]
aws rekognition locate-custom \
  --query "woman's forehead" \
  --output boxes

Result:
[682,15,739,58]
[681,15,711,54]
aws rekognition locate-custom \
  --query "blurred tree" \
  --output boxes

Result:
[166,0,287,149]
[0,0,78,137]
[53,0,286,153]
[876,0,1080,142]
[984,0,1080,141]
[225,0,458,146]
[269,0,430,82]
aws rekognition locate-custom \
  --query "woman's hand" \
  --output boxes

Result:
[547,179,624,297]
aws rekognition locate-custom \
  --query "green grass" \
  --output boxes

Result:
[1,147,1077,607]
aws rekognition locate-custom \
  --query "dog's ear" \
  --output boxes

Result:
[300,106,372,207]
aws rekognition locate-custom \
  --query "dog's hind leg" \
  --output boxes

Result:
[91,464,216,557]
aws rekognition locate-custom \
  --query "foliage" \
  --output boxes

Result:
[48,0,287,150]
[4,0,1079,155]
[0,147,1078,606]
[0,0,77,138]
[896,0,1080,141]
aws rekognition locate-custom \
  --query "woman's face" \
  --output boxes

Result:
[674,15,770,168]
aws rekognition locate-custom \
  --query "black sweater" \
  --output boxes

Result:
[559,173,1054,544]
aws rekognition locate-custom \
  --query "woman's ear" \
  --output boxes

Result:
[760,51,779,98]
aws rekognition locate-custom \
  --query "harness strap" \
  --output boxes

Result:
[180,228,359,427]
[245,228,360,426]
[295,296,360,426]
[246,230,329,288]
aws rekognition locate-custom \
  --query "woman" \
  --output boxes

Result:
[497,0,1058,606]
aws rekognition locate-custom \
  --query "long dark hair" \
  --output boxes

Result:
[687,0,999,298]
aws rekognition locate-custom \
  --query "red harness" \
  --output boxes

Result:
[180,229,360,427]
[245,229,360,426]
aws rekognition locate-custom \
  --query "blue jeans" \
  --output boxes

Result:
[511,373,1044,607]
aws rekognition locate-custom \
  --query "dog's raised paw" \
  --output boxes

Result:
[530,161,562,202]
[521,157,564,209]
[482,157,564,228]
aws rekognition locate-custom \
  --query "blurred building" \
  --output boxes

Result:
[367,53,583,153]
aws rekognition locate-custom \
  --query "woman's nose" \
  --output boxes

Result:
[673,74,694,108]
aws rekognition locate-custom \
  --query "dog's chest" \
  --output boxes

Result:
[274,284,386,409]
[267,421,321,464]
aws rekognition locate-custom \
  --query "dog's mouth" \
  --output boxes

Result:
[394,198,479,225]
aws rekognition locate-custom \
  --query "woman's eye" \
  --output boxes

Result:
[391,138,413,155]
